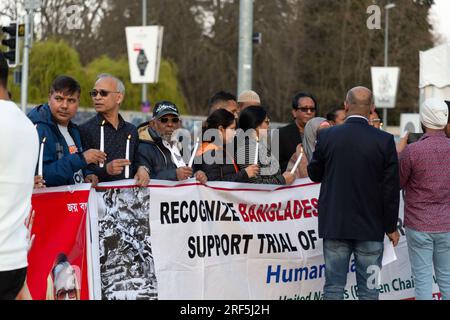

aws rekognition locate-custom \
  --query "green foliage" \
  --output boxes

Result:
[85,55,187,113]
[8,39,186,113]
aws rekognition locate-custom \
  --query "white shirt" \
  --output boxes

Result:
[0,100,39,271]
[347,115,369,122]
[57,124,84,184]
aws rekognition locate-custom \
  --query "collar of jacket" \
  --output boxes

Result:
[28,103,78,131]
[345,116,369,125]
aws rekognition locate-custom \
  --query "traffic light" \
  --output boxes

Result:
[1,22,19,67]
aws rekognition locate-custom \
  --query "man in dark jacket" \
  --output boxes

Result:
[28,75,106,187]
[278,92,318,172]
[79,73,149,186]
[138,101,206,182]
[307,86,400,300]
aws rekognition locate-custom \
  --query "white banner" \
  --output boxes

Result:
[125,26,164,84]
[89,179,442,300]
[371,67,400,109]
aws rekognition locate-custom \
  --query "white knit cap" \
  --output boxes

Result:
[420,98,449,130]
[237,90,261,104]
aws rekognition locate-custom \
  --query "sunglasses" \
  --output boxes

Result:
[297,107,316,113]
[159,117,180,124]
[89,89,120,98]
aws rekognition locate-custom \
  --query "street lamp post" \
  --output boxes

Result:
[383,2,395,128]
[237,0,254,96]
[142,0,147,107]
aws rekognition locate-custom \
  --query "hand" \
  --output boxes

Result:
[387,231,400,247]
[176,166,193,181]
[135,166,150,187]
[245,164,260,178]
[33,175,46,189]
[106,159,131,176]
[295,144,304,156]
[25,209,36,252]
[85,174,99,187]
[396,132,409,154]
[83,149,107,165]
[282,172,296,186]
[194,170,208,184]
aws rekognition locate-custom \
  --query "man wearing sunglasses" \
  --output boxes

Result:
[79,74,149,187]
[277,91,318,172]
[138,101,207,183]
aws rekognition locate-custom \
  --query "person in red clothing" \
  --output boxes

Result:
[398,97,450,300]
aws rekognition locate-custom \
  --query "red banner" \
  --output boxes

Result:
[25,185,91,300]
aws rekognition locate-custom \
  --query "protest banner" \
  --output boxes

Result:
[87,179,441,300]
[26,184,91,300]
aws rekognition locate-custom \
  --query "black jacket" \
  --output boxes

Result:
[138,124,179,181]
[307,117,400,242]
[194,143,250,182]
[277,121,302,172]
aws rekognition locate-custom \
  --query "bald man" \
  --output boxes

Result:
[307,86,400,300]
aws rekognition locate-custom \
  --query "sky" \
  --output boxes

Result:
[429,0,450,44]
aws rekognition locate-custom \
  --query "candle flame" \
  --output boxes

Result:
[101,120,106,126]
[128,134,131,140]
[42,137,47,143]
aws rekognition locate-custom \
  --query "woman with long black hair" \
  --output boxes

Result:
[195,109,259,181]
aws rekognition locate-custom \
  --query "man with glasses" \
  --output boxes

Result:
[28,75,107,187]
[79,73,149,186]
[138,101,207,183]
[278,92,318,172]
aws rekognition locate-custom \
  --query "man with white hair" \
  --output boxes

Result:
[398,97,450,300]
[79,74,149,186]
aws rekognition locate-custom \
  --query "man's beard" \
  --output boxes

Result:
[161,131,174,143]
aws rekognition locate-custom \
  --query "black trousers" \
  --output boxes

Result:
[0,267,27,300]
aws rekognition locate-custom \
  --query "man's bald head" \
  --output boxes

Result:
[345,87,374,117]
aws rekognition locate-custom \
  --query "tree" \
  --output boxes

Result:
[8,39,186,113]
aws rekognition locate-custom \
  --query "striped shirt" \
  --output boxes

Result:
[399,131,450,232]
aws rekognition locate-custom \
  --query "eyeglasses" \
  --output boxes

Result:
[159,117,180,124]
[297,107,316,113]
[89,89,120,98]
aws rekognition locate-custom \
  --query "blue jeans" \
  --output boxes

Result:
[323,239,384,300]
[406,227,450,300]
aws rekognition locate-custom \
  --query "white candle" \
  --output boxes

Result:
[290,151,304,175]
[38,137,46,177]
[125,134,131,178]
[100,120,105,168]
[253,137,259,165]
[188,137,200,168]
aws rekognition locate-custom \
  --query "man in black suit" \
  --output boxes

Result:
[278,92,318,172]
[307,86,400,300]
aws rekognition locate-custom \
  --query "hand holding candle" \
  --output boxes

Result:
[38,137,46,177]
[100,120,105,168]
[253,136,259,165]
[188,137,200,168]
[290,146,304,175]
[125,134,131,179]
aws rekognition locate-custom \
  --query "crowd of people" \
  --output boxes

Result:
[1,52,449,300]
